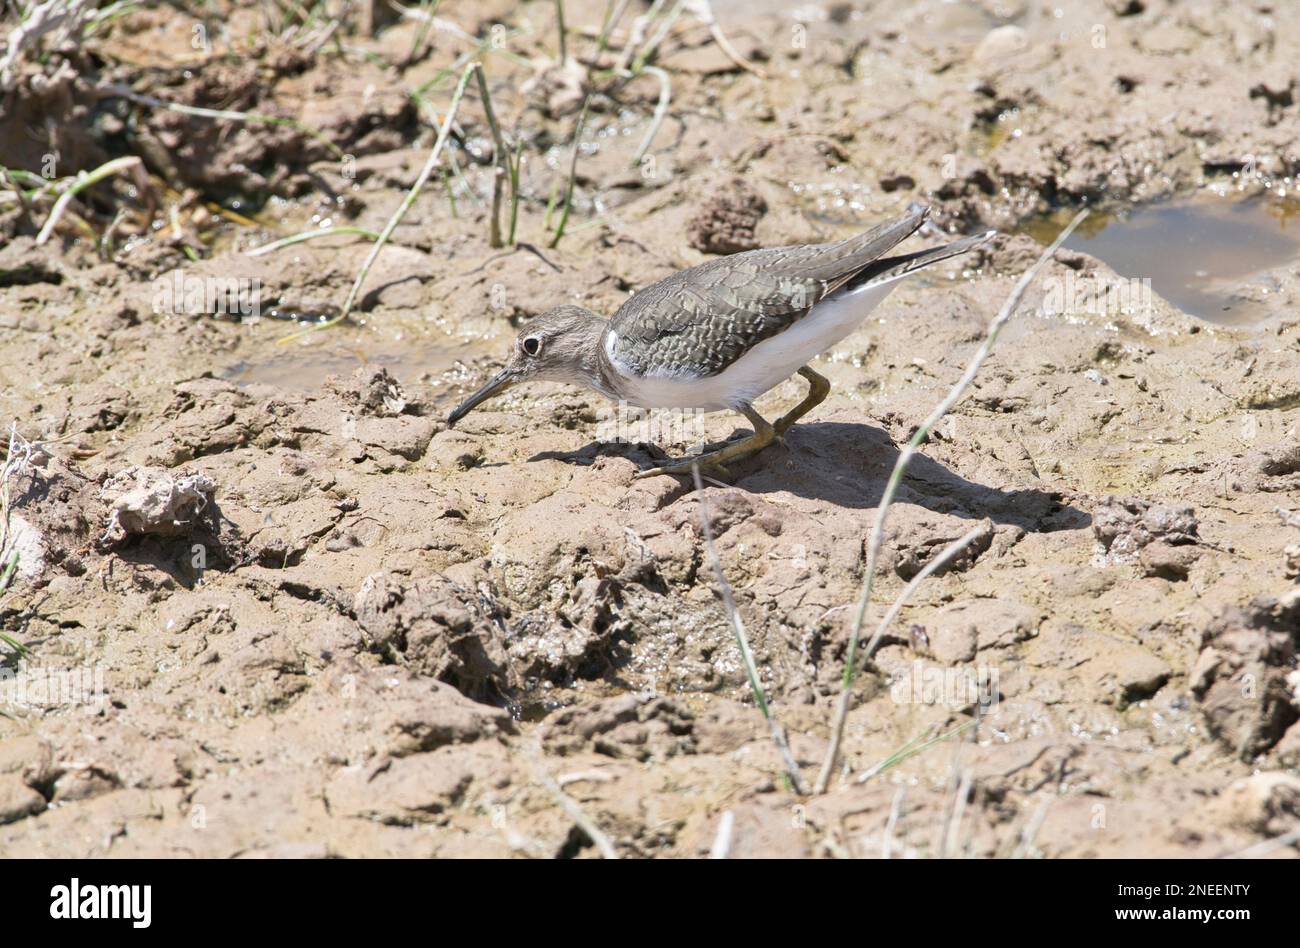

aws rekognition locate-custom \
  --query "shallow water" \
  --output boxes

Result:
[220,332,483,410]
[1026,195,1300,325]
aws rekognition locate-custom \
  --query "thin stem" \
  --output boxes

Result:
[406,0,442,64]
[596,0,633,54]
[859,520,991,667]
[507,140,523,245]
[688,0,768,78]
[548,95,590,248]
[244,226,381,257]
[858,720,975,784]
[554,0,567,65]
[534,765,618,858]
[627,65,670,169]
[632,0,683,73]
[473,63,510,248]
[813,209,1089,794]
[442,166,458,219]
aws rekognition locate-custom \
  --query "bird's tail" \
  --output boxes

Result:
[847,229,997,290]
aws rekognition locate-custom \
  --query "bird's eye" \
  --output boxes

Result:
[522,336,542,356]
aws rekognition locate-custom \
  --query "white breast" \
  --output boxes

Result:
[605,277,903,411]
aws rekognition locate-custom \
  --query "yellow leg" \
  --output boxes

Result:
[635,405,776,479]
[774,365,830,436]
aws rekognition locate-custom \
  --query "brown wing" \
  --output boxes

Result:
[604,207,929,378]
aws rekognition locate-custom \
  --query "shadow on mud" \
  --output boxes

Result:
[535,419,1089,533]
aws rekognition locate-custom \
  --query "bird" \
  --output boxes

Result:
[447,206,995,478]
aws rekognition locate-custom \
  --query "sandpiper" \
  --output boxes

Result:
[448,206,994,478]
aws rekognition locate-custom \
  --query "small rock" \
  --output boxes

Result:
[541,694,695,761]
[1138,540,1200,580]
[929,622,978,664]
[974,25,1029,63]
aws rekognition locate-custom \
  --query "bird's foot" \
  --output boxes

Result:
[633,432,773,480]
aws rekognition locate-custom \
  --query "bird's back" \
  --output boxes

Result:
[603,207,932,380]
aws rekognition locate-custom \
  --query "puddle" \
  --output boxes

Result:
[1025,195,1300,325]
[220,332,489,411]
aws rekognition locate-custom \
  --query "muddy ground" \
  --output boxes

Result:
[1,0,1299,857]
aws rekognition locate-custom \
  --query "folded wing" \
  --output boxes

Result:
[605,207,930,379]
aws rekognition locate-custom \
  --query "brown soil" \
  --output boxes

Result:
[1,0,1299,858]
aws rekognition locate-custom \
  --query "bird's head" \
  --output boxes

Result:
[447,305,605,426]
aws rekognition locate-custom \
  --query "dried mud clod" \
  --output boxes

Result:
[1093,494,1202,579]
[687,178,769,255]
[98,465,218,547]
[325,365,414,418]
[1191,589,1300,760]
[507,574,634,685]
[353,572,513,701]
[4,451,100,581]
[520,57,588,119]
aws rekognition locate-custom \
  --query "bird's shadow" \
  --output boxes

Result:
[532,420,1089,532]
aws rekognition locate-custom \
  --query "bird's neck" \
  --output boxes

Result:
[552,315,623,401]
[574,318,623,401]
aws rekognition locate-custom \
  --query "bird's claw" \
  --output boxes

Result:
[633,456,733,480]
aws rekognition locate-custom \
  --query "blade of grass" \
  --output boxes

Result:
[1,423,31,659]
[507,139,523,245]
[708,809,735,859]
[857,720,976,784]
[554,0,568,65]
[881,786,905,858]
[35,156,145,245]
[617,0,665,72]
[548,95,590,248]
[278,62,477,343]
[473,63,511,248]
[631,0,684,73]
[813,210,1089,794]
[627,65,670,169]
[245,226,382,257]
[405,0,442,64]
